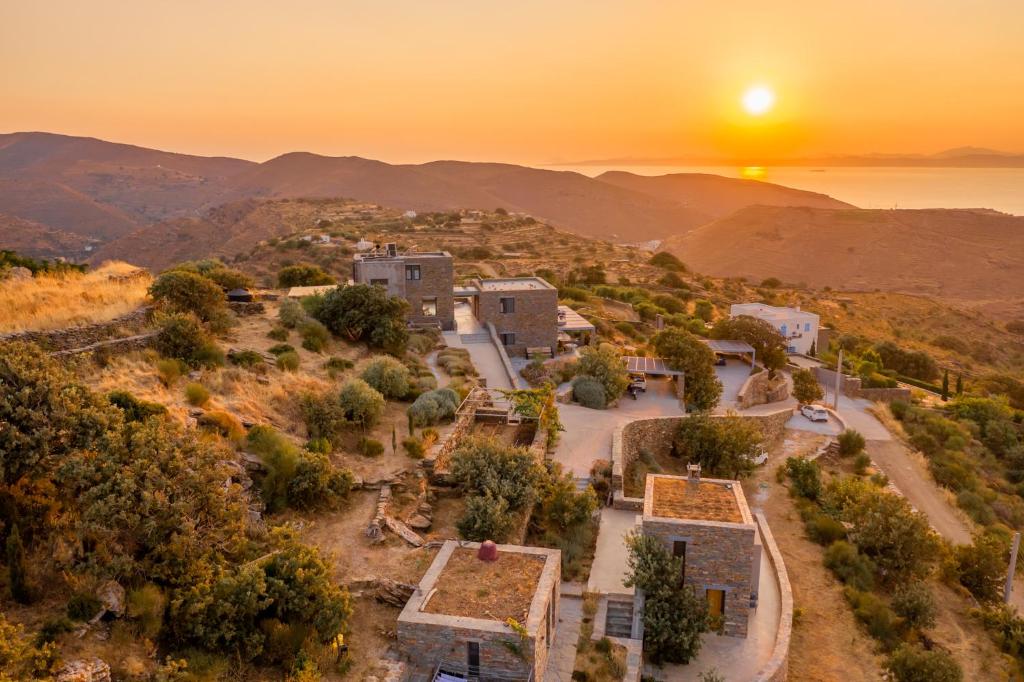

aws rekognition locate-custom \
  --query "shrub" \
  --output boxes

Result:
[228,349,264,368]
[886,643,962,682]
[288,450,353,509]
[785,457,822,500]
[314,284,409,354]
[197,411,245,442]
[358,437,384,457]
[184,382,210,407]
[338,378,386,429]
[278,298,306,329]
[361,356,412,399]
[149,270,226,322]
[276,351,300,372]
[572,376,607,409]
[824,541,876,591]
[845,490,939,582]
[806,514,847,545]
[324,356,354,378]
[268,343,295,356]
[891,582,936,630]
[193,342,226,368]
[298,318,330,352]
[156,358,183,386]
[451,436,541,511]
[458,494,515,542]
[300,391,346,444]
[844,587,900,649]
[127,584,166,639]
[672,412,763,480]
[853,452,872,475]
[437,347,477,376]
[278,263,335,288]
[402,437,424,459]
[792,368,824,405]
[67,592,102,621]
[838,429,867,457]
[652,328,722,410]
[267,326,289,342]
[952,533,1006,602]
[108,390,167,422]
[649,252,686,271]
[576,344,630,403]
[890,400,910,420]
[407,388,460,426]
[155,313,221,368]
[407,332,437,355]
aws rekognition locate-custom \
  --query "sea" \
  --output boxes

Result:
[548,165,1024,216]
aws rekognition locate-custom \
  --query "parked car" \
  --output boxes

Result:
[748,448,769,466]
[800,404,829,422]
[628,373,647,392]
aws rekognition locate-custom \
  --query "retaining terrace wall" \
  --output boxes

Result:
[737,371,790,409]
[0,306,152,351]
[813,367,911,403]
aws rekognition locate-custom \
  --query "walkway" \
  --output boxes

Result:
[442,302,514,390]
[587,508,639,595]
[543,595,583,682]
[712,359,754,413]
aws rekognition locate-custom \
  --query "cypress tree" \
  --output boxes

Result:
[956,373,964,395]
[809,340,816,357]
[6,524,31,604]
[392,425,398,455]
[941,370,949,401]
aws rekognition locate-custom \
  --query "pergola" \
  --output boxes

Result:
[702,339,757,365]
[622,356,684,376]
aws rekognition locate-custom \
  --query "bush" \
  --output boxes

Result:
[315,284,409,355]
[457,494,515,542]
[275,351,299,372]
[891,582,936,630]
[228,349,264,368]
[247,425,351,511]
[792,368,824,405]
[67,592,102,621]
[576,344,630,403]
[108,390,167,422]
[127,584,166,639]
[451,436,541,511]
[149,270,226,322]
[845,587,900,649]
[853,452,872,475]
[278,263,336,288]
[838,429,867,457]
[572,375,607,409]
[338,378,386,429]
[845,490,939,581]
[672,413,763,480]
[155,313,221,368]
[437,347,477,377]
[300,391,346,444]
[358,437,384,457]
[785,457,822,500]
[952,533,1006,602]
[361,356,412,399]
[407,388,460,426]
[886,643,962,682]
[324,356,354,378]
[197,411,245,442]
[806,513,847,545]
[268,343,295,356]
[298,318,330,352]
[156,358,183,386]
[184,382,210,407]
[267,326,289,342]
[402,437,425,459]
[824,541,875,591]
[278,298,306,329]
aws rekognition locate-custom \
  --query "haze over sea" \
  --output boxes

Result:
[552,165,1024,216]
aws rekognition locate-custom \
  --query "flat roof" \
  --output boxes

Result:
[623,356,683,376]
[286,284,339,298]
[703,339,756,354]
[477,277,555,292]
[558,305,595,333]
[354,250,451,261]
[731,303,817,319]
[422,547,546,623]
[647,475,745,524]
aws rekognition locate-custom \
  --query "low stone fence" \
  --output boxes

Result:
[485,321,524,389]
[51,332,157,358]
[737,371,790,409]
[227,301,266,316]
[753,512,793,682]
[611,410,793,510]
[0,306,152,351]
[813,367,911,403]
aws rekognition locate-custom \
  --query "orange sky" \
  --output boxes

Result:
[2,1,1023,164]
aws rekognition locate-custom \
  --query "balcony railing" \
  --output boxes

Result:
[430,661,534,682]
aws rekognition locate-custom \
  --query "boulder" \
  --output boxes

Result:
[56,659,112,682]
[7,266,32,281]
[407,514,432,530]
[96,581,125,618]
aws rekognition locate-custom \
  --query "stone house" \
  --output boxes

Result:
[398,541,561,681]
[352,247,455,330]
[640,468,761,637]
[465,277,559,357]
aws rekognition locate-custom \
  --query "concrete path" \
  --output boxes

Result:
[785,410,842,436]
[443,302,514,390]
[822,387,892,441]
[712,359,754,413]
[588,507,639,595]
[543,595,583,682]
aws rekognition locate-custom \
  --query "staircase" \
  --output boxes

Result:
[605,599,635,639]
[459,332,491,344]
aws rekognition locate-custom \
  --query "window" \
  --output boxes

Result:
[804,322,811,332]
[500,332,516,346]
[467,642,480,676]
[421,297,437,316]
[673,541,687,586]
[405,264,421,281]
[499,296,515,314]
[370,278,388,287]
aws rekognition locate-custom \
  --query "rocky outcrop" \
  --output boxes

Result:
[56,659,111,682]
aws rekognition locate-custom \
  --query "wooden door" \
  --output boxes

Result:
[707,589,725,619]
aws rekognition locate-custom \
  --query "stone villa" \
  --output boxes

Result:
[398,541,561,681]
[456,277,560,357]
[640,467,760,637]
[353,246,456,330]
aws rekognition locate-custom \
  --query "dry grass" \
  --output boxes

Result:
[423,548,546,622]
[0,261,150,333]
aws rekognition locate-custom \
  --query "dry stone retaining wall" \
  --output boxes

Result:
[737,371,790,409]
[813,367,911,403]
[0,306,152,351]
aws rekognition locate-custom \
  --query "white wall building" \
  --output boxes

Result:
[730,302,820,355]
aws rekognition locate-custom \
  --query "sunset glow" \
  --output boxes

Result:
[742,86,775,116]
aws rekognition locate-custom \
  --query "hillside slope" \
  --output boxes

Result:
[664,206,1024,312]
[597,170,853,217]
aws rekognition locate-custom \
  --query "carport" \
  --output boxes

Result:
[703,339,756,366]
[622,356,685,406]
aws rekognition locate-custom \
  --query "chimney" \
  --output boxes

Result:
[687,463,701,488]
[478,540,498,562]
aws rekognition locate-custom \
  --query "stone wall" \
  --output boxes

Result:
[0,306,152,351]
[52,332,156,358]
[476,287,559,357]
[486,322,525,389]
[641,517,756,637]
[227,301,265,316]
[737,371,790,409]
[611,410,793,509]
[753,512,793,682]
[812,367,911,403]
[404,254,455,331]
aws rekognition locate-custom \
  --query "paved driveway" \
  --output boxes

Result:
[713,359,754,413]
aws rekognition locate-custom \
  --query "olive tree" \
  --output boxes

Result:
[652,328,722,411]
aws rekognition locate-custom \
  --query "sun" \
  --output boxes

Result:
[742,85,775,116]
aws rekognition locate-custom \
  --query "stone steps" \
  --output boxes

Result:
[605,600,634,639]
[459,333,491,344]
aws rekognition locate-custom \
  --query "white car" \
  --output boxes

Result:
[800,404,830,422]
[748,448,769,466]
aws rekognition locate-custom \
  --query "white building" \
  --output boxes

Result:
[730,302,820,355]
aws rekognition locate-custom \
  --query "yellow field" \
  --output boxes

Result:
[0,261,152,333]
